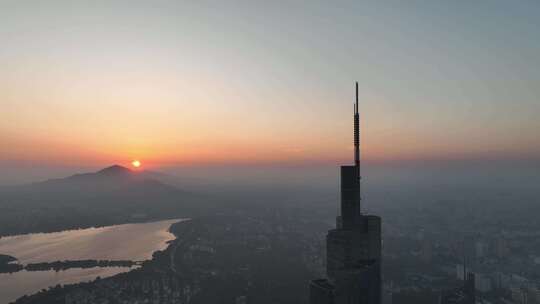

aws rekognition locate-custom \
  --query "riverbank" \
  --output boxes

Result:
[0,219,183,304]
[0,216,183,239]
[10,215,316,304]
[0,259,139,274]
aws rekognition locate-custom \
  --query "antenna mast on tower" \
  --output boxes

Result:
[354,82,360,176]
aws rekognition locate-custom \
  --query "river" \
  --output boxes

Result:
[0,219,184,304]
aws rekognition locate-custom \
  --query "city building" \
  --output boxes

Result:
[309,83,382,304]
[440,272,475,304]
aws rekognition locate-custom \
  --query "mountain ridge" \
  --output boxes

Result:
[0,165,204,237]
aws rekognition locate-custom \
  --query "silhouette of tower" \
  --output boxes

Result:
[309,82,382,304]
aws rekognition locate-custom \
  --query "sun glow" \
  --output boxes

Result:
[131,160,141,168]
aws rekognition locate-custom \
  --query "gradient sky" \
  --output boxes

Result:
[1,1,539,175]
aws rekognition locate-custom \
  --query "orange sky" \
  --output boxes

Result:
[1,1,539,170]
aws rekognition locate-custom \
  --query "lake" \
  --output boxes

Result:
[0,219,184,304]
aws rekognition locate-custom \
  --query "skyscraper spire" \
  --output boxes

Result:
[354,82,360,174]
[309,82,382,304]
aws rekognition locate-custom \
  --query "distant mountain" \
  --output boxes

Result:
[97,164,132,175]
[16,165,183,195]
[0,165,206,236]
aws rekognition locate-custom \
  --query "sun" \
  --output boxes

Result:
[131,160,141,168]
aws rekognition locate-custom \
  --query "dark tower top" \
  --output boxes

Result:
[340,82,362,229]
[354,82,360,172]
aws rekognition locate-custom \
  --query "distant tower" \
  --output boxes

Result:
[309,82,382,304]
[354,82,360,169]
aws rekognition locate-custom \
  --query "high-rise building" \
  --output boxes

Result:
[309,83,382,304]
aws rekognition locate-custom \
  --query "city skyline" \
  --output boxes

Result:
[1,1,539,175]
[1,3,540,304]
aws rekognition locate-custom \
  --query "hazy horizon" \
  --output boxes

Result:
[2,1,540,172]
[2,159,538,190]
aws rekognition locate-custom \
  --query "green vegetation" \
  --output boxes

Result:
[0,254,23,273]
[0,258,136,274]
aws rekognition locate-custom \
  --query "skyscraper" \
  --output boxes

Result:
[309,83,382,304]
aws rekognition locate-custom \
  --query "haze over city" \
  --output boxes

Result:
[1,2,539,304]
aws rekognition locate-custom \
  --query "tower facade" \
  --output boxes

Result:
[309,83,382,304]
